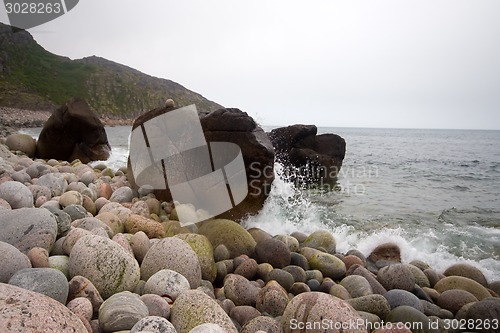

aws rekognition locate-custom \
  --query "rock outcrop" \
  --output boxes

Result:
[269,124,345,185]
[36,98,111,163]
[127,103,274,222]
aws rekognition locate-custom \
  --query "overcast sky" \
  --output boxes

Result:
[2,0,500,129]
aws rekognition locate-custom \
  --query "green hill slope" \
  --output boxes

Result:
[0,23,222,117]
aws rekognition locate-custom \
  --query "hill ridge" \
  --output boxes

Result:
[0,23,222,117]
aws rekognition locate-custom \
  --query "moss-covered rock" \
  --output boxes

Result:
[197,219,256,258]
[170,289,238,333]
[309,252,346,280]
[175,233,217,283]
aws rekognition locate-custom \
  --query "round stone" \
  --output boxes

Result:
[141,237,202,288]
[98,291,149,332]
[69,235,140,299]
[0,241,32,283]
[0,181,33,208]
[144,269,190,300]
[8,267,69,304]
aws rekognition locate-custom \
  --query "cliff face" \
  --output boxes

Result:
[0,23,222,117]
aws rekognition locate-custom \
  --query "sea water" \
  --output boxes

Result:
[21,126,500,281]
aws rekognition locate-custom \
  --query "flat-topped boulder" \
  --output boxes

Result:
[36,98,111,163]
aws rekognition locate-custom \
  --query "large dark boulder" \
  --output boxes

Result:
[127,103,274,222]
[36,98,111,163]
[269,124,345,185]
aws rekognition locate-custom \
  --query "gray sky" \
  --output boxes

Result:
[2,0,500,129]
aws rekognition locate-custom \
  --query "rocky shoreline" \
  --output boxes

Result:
[0,138,499,332]
[0,107,133,139]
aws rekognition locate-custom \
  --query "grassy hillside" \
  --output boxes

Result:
[0,23,222,117]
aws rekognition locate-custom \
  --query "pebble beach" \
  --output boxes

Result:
[0,133,500,333]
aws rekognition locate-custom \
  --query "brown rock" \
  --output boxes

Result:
[127,106,274,221]
[434,276,491,300]
[26,247,49,268]
[443,263,488,287]
[256,280,289,317]
[269,125,345,185]
[281,292,367,333]
[255,238,291,269]
[377,264,415,291]
[224,274,260,306]
[368,242,401,263]
[124,214,166,238]
[437,289,478,315]
[36,98,111,163]
[229,306,261,327]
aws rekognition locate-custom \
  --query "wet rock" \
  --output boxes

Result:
[340,275,373,297]
[141,294,172,318]
[290,252,309,270]
[170,289,238,333]
[224,274,260,306]
[230,306,261,327]
[248,228,273,244]
[69,235,140,299]
[274,234,300,252]
[144,269,191,300]
[329,283,351,300]
[234,258,259,280]
[423,269,441,288]
[368,242,401,263]
[308,252,346,280]
[437,289,478,315]
[241,316,283,333]
[343,255,365,270]
[283,265,307,283]
[266,269,293,292]
[290,282,311,295]
[8,267,68,303]
[255,238,291,269]
[175,233,217,283]
[256,280,289,317]
[141,237,202,288]
[405,264,431,288]
[198,219,256,258]
[214,244,230,262]
[377,264,415,291]
[131,316,177,333]
[302,230,337,254]
[0,181,33,208]
[434,276,491,300]
[0,207,58,253]
[98,291,149,332]
[466,298,500,329]
[281,292,367,333]
[0,283,88,333]
[346,294,391,319]
[269,125,345,185]
[385,306,434,333]
[443,263,488,287]
[384,289,424,312]
[0,241,32,282]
